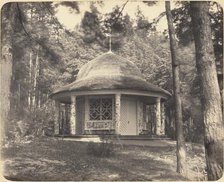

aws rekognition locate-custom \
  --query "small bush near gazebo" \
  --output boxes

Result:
[86,141,115,157]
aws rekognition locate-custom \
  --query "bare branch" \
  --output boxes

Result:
[16,3,62,61]
[41,2,75,38]
[16,3,37,50]
[152,11,166,24]
[41,2,63,30]
[116,0,129,20]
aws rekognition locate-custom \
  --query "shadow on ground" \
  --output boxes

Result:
[1,137,205,181]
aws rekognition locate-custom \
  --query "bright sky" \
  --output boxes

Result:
[55,1,169,32]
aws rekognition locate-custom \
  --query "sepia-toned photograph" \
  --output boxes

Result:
[0,0,223,181]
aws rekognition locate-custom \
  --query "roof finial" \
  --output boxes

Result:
[105,33,112,53]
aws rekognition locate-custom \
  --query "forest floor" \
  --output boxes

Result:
[1,137,206,181]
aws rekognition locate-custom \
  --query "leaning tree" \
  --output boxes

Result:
[165,1,186,175]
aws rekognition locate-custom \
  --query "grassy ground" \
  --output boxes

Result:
[1,137,206,181]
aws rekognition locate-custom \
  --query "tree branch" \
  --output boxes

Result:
[41,2,74,37]
[116,0,129,20]
[16,3,42,50]
[41,2,63,30]
[152,11,166,24]
[16,3,61,61]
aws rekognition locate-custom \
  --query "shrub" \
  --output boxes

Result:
[86,141,115,157]
[3,100,56,146]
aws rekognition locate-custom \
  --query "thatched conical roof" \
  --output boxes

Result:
[51,52,171,100]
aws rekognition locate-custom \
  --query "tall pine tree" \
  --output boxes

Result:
[190,2,223,180]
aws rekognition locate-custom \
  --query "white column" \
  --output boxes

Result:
[137,101,144,134]
[115,94,121,134]
[84,96,88,133]
[54,101,60,135]
[70,96,76,135]
[155,97,161,135]
[65,104,69,134]
[161,102,165,135]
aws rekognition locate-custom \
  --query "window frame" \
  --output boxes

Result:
[87,95,114,122]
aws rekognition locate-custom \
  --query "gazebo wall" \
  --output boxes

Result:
[65,95,145,135]
[55,94,166,136]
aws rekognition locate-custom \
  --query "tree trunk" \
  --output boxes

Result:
[165,1,186,174]
[33,46,39,108]
[37,90,41,108]
[190,2,224,180]
[0,3,16,139]
[37,59,41,108]
[18,83,21,107]
[28,51,33,108]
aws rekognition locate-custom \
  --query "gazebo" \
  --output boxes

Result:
[50,52,171,136]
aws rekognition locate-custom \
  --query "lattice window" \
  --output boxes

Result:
[89,98,113,121]
[89,98,101,120]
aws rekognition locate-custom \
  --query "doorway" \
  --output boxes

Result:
[120,97,137,135]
